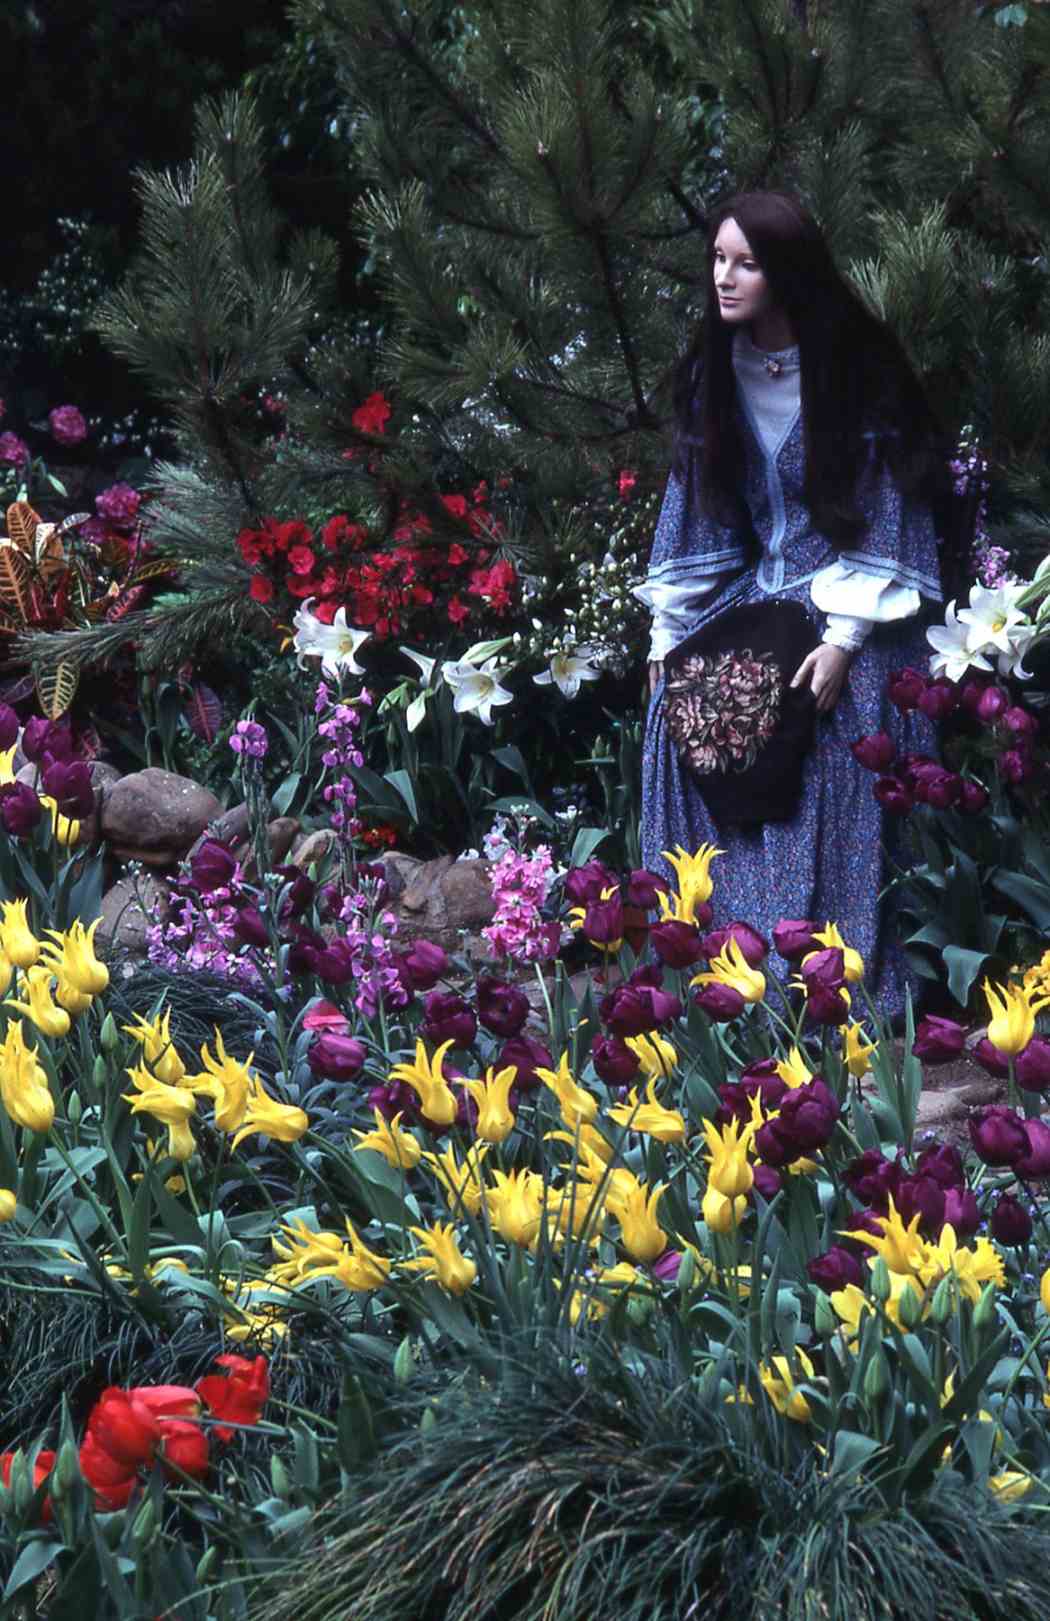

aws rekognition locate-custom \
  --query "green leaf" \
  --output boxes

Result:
[384,769,419,822]
[829,1431,884,1477]
[993,870,1050,931]
[270,771,302,816]
[568,826,611,868]
[943,945,989,1006]
[3,1539,65,1600]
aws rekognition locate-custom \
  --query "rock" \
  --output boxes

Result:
[264,817,301,866]
[97,873,169,959]
[209,801,251,848]
[381,851,423,902]
[100,768,222,862]
[289,828,339,871]
[394,855,494,946]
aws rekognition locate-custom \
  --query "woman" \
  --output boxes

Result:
[636,191,944,1016]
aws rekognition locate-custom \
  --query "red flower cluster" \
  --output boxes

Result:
[236,489,515,639]
[77,1354,269,1511]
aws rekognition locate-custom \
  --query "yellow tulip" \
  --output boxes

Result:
[614,1179,667,1263]
[229,1078,308,1149]
[843,1196,926,1277]
[759,1349,816,1422]
[402,1222,476,1295]
[486,1168,545,1248]
[352,1108,422,1169]
[1040,1267,1050,1316]
[691,937,765,1004]
[41,919,108,997]
[702,1185,748,1233]
[463,1065,517,1143]
[388,1039,458,1128]
[271,1217,346,1284]
[988,1470,1033,1503]
[701,1116,755,1199]
[807,922,864,983]
[123,1009,186,1087]
[917,1224,1005,1305]
[5,966,71,1039]
[122,1063,197,1161]
[0,1018,55,1133]
[0,1188,16,1221]
[608,1077,686,1143]
[775,1046,813,1090]
[536,1052,599,1132]
[186,1029,253,1129]
[657,843,723,925]
[983,977,1049,1057]
[0,900,40,970]
[39,795,80,847]
[623,1031,678,1084]
[843,1022,876,1080]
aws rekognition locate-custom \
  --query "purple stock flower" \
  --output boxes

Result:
[229,720,268,759]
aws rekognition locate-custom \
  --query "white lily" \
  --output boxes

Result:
[927,600,991,682]
[996,623,1036,681]
[293,600,369,678]
[957,581,1030,656]
[533,649,601,699]
[442,655,515,725]
[399,647,438,683]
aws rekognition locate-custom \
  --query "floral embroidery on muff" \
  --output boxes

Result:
[664,648,782,776]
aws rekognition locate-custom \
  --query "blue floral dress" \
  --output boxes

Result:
[636,338,942,1016]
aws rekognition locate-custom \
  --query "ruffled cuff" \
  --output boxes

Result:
[810,559,923,623]
[633,575,728,662]
[822,613,872,653]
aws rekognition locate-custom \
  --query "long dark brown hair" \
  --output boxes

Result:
[672,191,944,547]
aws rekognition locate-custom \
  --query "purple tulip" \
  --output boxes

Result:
[753,1119,798,1167]
[311,938,357,984]
[693,982,746,1021]
[921,770,964,810]
[805,982,851,1026]
[968,1104,1029,1167]
[807,1245,865,1291]
[1000,747,1033,785]
[752,1164,782,1200]
[975,685,1009,724]
[563,860,618,905]
[850,731,897,772]
[942,1186,981,1237]
[917,679,959,721]
[421,991,477,1049]
[972,1037,1011,1079]
[475,975,530,1037]
[272,864,316,918]
[899,755,941,790]
[600,981,681,1037]
[1001,705,1038,740]
[578,891,625,951]
[308,1031,366,1081]
[190,838,239,895]
[368,1079,420,1123]
[873,776,914,815]
[232,906,270,950]
[887,667,928,711]
[990,1194,1032,1246]
[959,780,990,815]
[1015,1037,1050,1094]
[649,919,704,968]
[772,918,820,961]
[700,920,768,966]
[845,1149,901,1209]
[21,717,72,763]
[591,1034,642,1086]
[0,704,17,751]
[915,1141,966,1190]
[0,782,42,837]
[38,757,93,819]
[396,938,449,993]
[773,1077,840,1153]
[625,868,669,908]
[497,1034,552,1093]
[958,678,990,714]
[895,1174,946,1235]
[286,925,325,976]
[912,1015,967,1065]
[1015,1118,1050,1179]
[651,1249,684,1282]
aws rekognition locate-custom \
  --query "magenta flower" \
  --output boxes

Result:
[968,1104,1028,1167]
[693,981,745,1021]
[1015,1118,1050,1178]
[649,919,704,969]
[496,1033,552,1093]
[591,1033,641,1086]
[873,776,914,815]
[895,1174,946,1234]
[0,704,17,752]
[396,938,448,993]
[1000,747,1032,785]
[700,920,768,967]
[600,981,681,1037]
[21,717,72,763]
[850,732,896,772]
[844,1149,901,1208]
[976,686,1009,724]
[959,780,989,815]
[625,868,669,908]
[917,679,959,721]
[48,404,88,446]
[95,483,141,526]
[420,991,477,1049]
[772,918,819,961]
[990,1194,1032,1246]
[942,1186,980,1237]
[1001,705,1038,740]
[307,1031,366,1081]
[190,838,239,895]
[229,720,268,759]
[915,1141,965,1189]
[912,1015,967,1065]
[1015,1037,1050,1093]
[0,432,29,468]
[0,782,42,836]
[887,667,928,711]
[807,1245,864,1291]
[475,975,530,1038]
[563,860,618,906]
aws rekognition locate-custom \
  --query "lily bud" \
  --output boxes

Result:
[863,1347,891,1402]
[930,1275,955,1324]
[870,1256,892,1304]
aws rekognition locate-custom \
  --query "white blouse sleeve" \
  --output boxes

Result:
[810,560,923,654]
[633,575,730,662]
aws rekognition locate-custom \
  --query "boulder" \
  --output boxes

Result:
[97,873,170,960]
[393,855,494,947]
[100,768,222,864]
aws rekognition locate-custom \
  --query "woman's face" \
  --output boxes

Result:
[711,218,776,327]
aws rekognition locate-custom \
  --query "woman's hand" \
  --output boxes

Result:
[648,660,663,697]
[790,642,851,715]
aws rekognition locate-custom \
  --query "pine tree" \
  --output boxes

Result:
[25,0,1050,681]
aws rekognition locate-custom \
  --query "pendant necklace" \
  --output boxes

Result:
[764,356,784,378]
